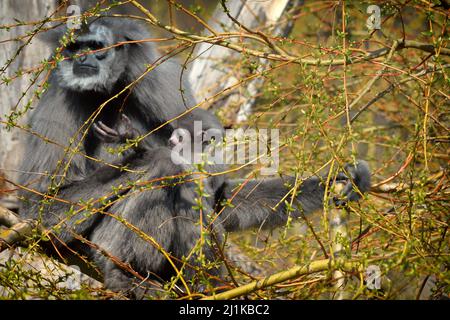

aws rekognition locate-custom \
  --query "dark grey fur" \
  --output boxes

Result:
[18,17,371,298]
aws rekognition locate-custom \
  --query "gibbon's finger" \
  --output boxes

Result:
[97,121,119,136]
[121,114,132,126]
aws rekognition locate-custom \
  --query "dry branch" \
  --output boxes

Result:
[0,205,37,251]
[202,258,363,300]
[0,205,21,227]
[0,219,37,251]
[329,182,351,299]
[371,171,445,193]
[130,1,450,71]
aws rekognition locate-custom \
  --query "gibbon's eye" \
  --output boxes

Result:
[200,131,207,142]
[87,41,105,50]
[66,42,80,52]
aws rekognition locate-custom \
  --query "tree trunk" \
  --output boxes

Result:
[188,0,302,123]
[0,0,56,209]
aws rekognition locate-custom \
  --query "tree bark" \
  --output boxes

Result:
[0,0,56,209]
[188,0,302,123]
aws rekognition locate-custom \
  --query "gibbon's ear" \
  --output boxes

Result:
[123,29,146,44]
[37,20,91,46]
[120,20,149,44]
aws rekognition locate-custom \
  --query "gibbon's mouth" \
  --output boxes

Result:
[78,64,97,69]
[74,64,99,77]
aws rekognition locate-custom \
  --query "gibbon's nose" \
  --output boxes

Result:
[76,54,98,67]
[78,54,87,63]
[75,55,98,70]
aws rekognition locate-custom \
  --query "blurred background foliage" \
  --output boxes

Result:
[0,0,448,299]
[149,0,449,300]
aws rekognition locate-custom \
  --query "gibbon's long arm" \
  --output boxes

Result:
[219,161,371,231]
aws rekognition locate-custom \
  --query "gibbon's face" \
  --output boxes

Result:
[57,23,127,92]
[169,127,223,152]
[169,128,194,149]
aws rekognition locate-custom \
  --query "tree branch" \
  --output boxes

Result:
[0,205,38,251]
[0,205,21,227]
[202,258,363,300]
[129,0,450,71]
[0,219,37,252]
